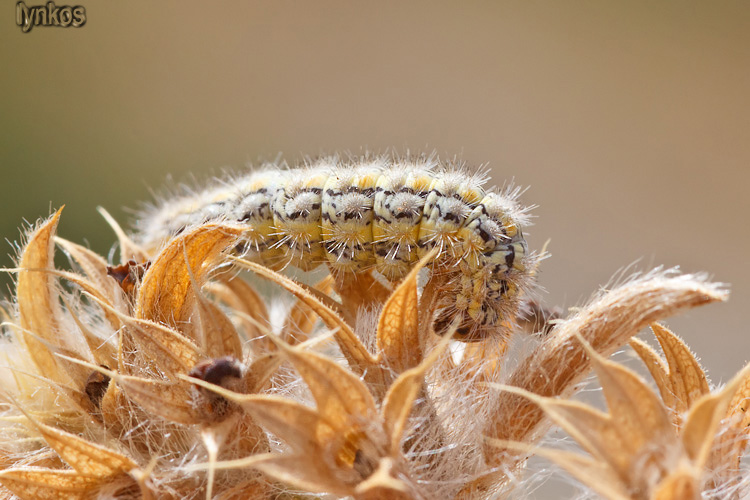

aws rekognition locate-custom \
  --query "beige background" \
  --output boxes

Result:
[1,0,748,467]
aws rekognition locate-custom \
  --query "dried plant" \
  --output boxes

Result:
[0,207,746,499]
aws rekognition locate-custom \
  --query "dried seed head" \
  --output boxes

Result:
[0,195,743,500]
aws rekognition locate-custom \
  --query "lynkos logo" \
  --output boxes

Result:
[16,1,86,33]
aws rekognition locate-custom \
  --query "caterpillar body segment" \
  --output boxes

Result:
[271,168,328,271]
[231,171,285,267]
[321,164,381,273]
[418,170,487,263]
[372,166,433,279]
[136,157,535,341]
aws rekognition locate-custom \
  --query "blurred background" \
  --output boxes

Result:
[1,1,748,493]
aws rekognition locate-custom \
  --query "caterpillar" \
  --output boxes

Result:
[135,155,536,341]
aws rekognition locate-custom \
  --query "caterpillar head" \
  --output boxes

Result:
[432,241,532,342]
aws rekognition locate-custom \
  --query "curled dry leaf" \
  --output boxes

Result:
[16,208,69,384]
[106,259,151,297]
[136,224,244,331]
[375,250,437,373]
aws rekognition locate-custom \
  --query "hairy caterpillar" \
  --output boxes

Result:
[136,156,536,341]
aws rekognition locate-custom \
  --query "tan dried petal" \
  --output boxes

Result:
[87,292,199,375]
[221,393,337,453]
[726,368,750,428]
[0,468,102,500]
[120,317,200,376]
[652,323,710,412]
[219,275,269,322]
[24,416,135,477]
[98,382,126,437]
[189,364,385,492]
[253,454,351,496]
[219,414,271,458]
[16,208,68,382]
[185,379,350,493]
[481,437,631,500]
[136,224,243,330]
[681,362,750,469]
[276,344,376,427]
[12,287,97,388]
[54,237,118,305]
[382,333,451,455]
[117,374,197,425]
[242,353,282,394]
[629,337,676,413]
[50,269,120,333]
[381,369,426,456]
[60,295,117,368]
[588,343,675,454]
[195,295,243,359]
[233,257,376,370]
[376,251,434,372]
[494,385,630,473]
[712,367,750,476]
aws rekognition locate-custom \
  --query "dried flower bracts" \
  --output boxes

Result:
[489,325,750,499]
[0,192,745,499]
